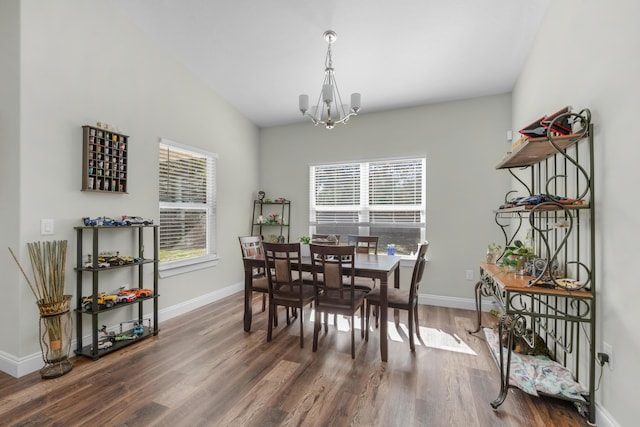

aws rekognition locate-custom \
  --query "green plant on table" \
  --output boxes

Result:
[299,236,311,244]
[500,240,534,271]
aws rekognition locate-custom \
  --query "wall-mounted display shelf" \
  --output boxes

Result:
[81,125,128,193]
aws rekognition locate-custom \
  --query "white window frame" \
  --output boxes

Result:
[158,138,218,277]
[309,157,426,255]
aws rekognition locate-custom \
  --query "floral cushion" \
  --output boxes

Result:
[483,328,587,401]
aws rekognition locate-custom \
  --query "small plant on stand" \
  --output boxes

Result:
[500,240,534,274]
[268,213,279,224]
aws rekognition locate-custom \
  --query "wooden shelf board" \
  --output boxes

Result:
[495,203,590,213]
[480,262,592,298]
[496,133,586,169]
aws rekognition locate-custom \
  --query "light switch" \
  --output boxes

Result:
[41,219,54,235]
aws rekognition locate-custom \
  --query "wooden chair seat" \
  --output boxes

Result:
[272,283,315,302]
[350,276,376,291]
[251,275,269,291]
[362,286,410,307]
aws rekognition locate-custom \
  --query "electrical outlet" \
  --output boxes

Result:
[465,270,474,281]
[603,342,613,370]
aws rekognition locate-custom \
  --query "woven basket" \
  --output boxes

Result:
[37,295,71,317]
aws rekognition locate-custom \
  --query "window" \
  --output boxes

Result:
[158,139,217,270]
[310,157,426,255]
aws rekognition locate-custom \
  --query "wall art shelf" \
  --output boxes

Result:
[81,125,128,193]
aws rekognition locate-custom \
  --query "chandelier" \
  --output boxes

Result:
[298,30,361,129]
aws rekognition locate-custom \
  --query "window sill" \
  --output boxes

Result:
[159,256,220,278]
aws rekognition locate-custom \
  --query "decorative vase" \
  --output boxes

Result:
[37,295,73,379]
[300,243,310,257]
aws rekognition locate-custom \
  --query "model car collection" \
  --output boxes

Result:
[83,252,144,269]
[82,288,153,311]
[82,216,153,227]
[95,319,150,351]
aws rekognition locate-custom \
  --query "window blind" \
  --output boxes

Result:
[309,158,426,254]
[159,141,217,264]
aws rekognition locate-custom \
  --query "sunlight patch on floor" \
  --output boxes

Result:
[420,327,477,355]
[307,310,477,355]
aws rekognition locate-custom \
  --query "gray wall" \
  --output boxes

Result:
[0,0,21,365]
[0,0,259,376]
[513,1,640,426]
[260,94,511,301]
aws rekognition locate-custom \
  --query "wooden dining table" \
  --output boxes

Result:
[242,252,402,362]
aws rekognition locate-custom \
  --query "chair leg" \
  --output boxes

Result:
[351,316,356,359]
[408,304,415,351]
[414,304,421,339]
[261,294,266,312]
[360,305,365,338]
[299,308,305,348]
[267,303,274,342]
[313,308,320,352]
[324,312,328,333]
[365,302,370,342]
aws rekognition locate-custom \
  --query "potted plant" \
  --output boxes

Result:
[499,240,535,274]
[299,236,311,256]
[9,240,73,378]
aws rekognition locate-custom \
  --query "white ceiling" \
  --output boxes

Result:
[109,0,550,128]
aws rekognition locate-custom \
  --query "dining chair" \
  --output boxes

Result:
[263,242,315,348]
[365,242,429,351]
[311,234,340,245]
[347,235,379,254]
[346,235,380,291]
[238,236,268,312]
[310,244,366,359]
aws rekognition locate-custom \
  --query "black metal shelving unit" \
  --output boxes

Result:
[250,200,291,242]
[74,224,159,360]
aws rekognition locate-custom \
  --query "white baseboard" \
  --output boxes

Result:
[418,292,498,312]
[595,401,620,427]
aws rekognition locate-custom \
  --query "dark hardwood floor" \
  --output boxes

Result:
[0,292,589,426]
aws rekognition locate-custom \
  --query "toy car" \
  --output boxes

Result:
[121,216,153,225]
[97,340,113,350]
[106,255,126,266]
[82,217,101,226]
[116,294,136,304]
[82,293,118,311]
[84,260,110,269]
[132,321,145,336]
[119,288,153,298]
